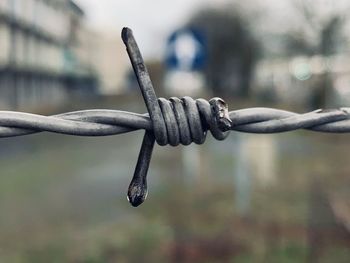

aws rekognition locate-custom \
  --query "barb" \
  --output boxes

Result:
[1,28,350,207]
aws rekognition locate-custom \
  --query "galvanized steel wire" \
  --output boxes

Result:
[2,27,350,207]
[0,107,349,138]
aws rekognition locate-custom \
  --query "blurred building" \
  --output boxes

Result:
[85,31,129,95]
[62,0,98,99]
[0,0,98,110]
[253,55,350,108]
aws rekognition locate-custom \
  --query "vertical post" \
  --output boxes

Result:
[233,134,251,216]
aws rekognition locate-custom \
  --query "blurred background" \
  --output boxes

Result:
[0,0,350,262]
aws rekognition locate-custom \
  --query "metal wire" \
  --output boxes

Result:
[0,107,349,138]
[2,27,350,207]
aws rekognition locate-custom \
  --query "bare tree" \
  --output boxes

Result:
[286,0,347,56]
[285,0,349,108]
[187,8,260,97]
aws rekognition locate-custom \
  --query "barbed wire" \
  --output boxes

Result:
[0,107,349,138]
[2,27,350,207]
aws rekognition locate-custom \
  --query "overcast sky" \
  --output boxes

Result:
[75,0,349,59]
[75,0,233,59]
[76,0,348,60]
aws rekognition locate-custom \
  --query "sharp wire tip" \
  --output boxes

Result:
[121,27,132,44]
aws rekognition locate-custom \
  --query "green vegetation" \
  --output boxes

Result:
[0,104,348,262]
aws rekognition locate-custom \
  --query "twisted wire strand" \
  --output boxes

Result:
[0,107,349,138]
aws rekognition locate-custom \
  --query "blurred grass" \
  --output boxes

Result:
[0,97,348,262]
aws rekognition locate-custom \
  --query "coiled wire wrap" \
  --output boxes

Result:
[156,97,229,146]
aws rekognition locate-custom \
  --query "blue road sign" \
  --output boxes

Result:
[165,28,206,71]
